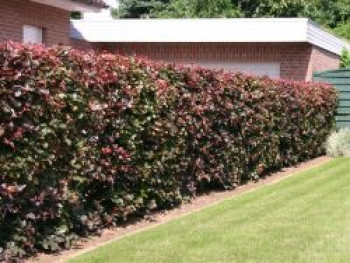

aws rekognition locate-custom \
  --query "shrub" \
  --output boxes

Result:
[326,128,350,157]
[0,42,337,261]
[340,48,350,68]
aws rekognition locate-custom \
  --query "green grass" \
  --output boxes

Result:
[69,158,350,263]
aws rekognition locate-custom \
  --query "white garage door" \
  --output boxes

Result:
[190,61,281,78]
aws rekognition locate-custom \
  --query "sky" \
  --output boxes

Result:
[84,0,119,20]
[104,0,119,8]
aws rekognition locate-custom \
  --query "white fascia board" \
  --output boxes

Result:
[306,20,350,55]
[70,18,350,55]
[30,0,102,12]
[71,18,308,43]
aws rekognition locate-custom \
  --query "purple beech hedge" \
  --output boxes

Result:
[0,42,337,260]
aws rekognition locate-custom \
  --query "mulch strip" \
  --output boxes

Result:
[29,156,332,263]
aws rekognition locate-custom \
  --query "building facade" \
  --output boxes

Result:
[71,18,349,81]
[0,0,106,46]
[86,42,338,81]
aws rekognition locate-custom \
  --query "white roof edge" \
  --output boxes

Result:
[78,17,310,23]
[306,19,350,55]
[70,18,350,55]
[30,0,103,12]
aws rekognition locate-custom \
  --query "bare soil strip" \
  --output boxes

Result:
[29,156,331,263]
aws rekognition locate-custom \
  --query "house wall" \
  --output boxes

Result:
[70,38,99,51]
[70,41,340,81]
[310,46,340,74]
[0,0,71,45]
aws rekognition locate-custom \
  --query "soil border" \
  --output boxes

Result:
[29,156,332,263]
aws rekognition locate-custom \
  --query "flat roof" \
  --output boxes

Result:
[70,18,350,55]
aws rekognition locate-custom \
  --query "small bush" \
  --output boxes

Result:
[340,49,350,68]
[326,129,350,157]
[0,42,337,261]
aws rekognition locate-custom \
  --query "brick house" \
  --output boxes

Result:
[0,0,107,46]
[71,18,350,81]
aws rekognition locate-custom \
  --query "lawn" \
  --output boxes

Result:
[69,158,350,263]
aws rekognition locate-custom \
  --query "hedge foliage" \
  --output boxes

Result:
[0,42,337,260]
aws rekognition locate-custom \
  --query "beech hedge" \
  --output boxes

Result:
[0,42,337,260]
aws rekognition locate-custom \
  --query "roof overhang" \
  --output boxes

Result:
[30,0,106,12]
[70,18,350,55]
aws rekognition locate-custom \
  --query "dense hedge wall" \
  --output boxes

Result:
[0,42,337,260]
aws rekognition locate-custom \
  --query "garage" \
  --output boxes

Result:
[190,61,281,78]
[71,18,350,81]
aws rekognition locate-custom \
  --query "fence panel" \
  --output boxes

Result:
[314,69,350,129]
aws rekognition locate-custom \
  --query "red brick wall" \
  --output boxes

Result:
[0,0,70,45]
[310,46,340,75]
[70,38,96,51]
[70,41,340,81]
[70,38,105,52]
[280,43,313,81]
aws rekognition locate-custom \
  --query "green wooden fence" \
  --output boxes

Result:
[314,69,350,129]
